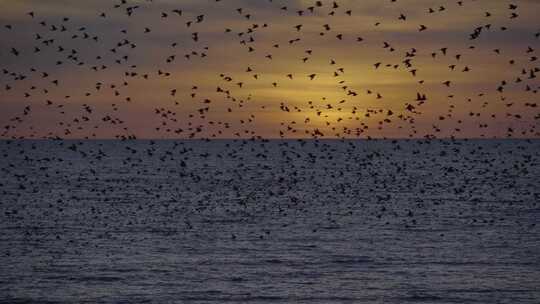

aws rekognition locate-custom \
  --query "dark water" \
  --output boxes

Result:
[1,139,539,303]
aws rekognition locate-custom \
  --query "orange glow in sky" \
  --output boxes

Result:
[0,0,539,139]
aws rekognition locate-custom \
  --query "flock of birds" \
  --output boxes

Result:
[0,0,539,206]
[0,0,538,140]
[0,4,539,298]
[1,139,538,243]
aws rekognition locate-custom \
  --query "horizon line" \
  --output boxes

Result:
[1,137,539,141]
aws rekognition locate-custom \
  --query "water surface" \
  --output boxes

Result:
[1,139,539,303]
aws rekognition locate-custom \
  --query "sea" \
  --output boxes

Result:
[1,139,539,303]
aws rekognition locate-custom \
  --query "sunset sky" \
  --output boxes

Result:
[0,0,539,139]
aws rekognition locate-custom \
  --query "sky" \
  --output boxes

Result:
[0,0,538,139]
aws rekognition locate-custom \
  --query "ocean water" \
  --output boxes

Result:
[0,139,539,303]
